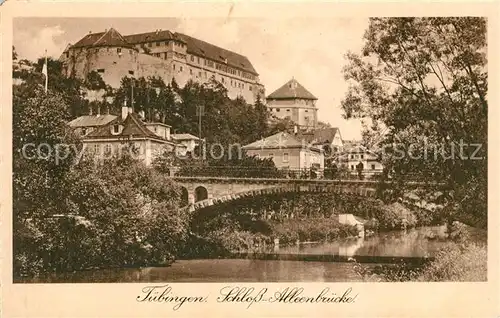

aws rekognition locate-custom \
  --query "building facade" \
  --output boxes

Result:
[59,28,265,105]
[266,78,318,129]
[76,106,184,166]
[242,131,324,173]
[339,144,384,177]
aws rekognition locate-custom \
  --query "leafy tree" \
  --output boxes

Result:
[341,17,487,227]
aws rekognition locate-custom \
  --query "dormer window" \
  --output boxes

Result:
[111,124,122,135]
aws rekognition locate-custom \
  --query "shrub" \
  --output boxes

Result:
[417,243,487,282]
[375,202,418,230]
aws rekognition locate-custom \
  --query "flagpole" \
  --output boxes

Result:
[44,49,48,94]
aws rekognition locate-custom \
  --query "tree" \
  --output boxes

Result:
[341,17,487,227]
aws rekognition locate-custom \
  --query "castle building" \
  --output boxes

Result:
[59,28,265,104]
[266,78,318,129]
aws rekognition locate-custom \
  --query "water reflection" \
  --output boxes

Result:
[278,226,474,258]
[16,259,366,283]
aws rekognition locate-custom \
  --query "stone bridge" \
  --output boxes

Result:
[172,176,441,212]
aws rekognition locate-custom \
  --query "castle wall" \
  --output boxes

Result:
[63,38,264,105]
[67,46,139,88]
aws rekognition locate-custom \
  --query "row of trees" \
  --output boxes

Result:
[341,17,487,228]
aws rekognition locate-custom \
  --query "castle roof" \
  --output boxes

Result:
[267,78,317,100]
[73,28,135,49]
[70,28,258,76]
[176,33,257,75]
[242,131,320,152]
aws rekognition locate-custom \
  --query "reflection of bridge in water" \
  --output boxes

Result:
[173,176,443,212]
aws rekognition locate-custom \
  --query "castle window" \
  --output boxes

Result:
[286,109,290,112]
[117,48,121,53]
[371,164,375,170]
[191,55,194,62]
[305,110,308,113]
[198,71,201,78]
[97,69,105,73]
[104,144,112,154]
[128,70,134,76]
[276,109,280,112]
[190,69,193,75]
[197,57,200,64]
[249,86,252,91]
[361,154,364,159]
[173,64,176,70]
[204,71,207,78]
[180,66,183,72]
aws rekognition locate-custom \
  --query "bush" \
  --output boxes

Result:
[375,202,418,230]
[417,243,487,281]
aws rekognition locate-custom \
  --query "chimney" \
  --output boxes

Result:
[138,110,145,120]
[294,125,298,135]
[128,107,133,114]
[122,101,128,120]
[96,105,101,117]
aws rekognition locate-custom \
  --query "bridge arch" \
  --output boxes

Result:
[195,186,208,202]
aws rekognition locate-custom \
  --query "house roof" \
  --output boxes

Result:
[68,114,117,128]
[73,28,134,49]
[85,112,171,143]
[171,133,200,141]
[70,28,258,76]
[267,78,317,100]
[243,131,315,150]
[297,128,341,145]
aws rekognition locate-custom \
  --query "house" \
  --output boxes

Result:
[338,144,383,177]
[297,127,344,153]
[242,131,324,174]
[80,106,180,166]
[266,78,318,129]
[171,133,201,154]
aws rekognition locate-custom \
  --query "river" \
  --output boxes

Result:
[15,225,486,283]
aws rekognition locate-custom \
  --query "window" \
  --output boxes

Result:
[93,144,100,154]
[371,164,376,170]
[81,128,87,135]
[190,69,193,75]
[113,124,120,134]
[117,48,121,53]
[276,109,280,112]
[204,71,207,78]
[173,64,176,70]
[128,70,134,75]
[351,155,355,159]
[197,57,200,64]
[286,109,290,112]
[283,153,289,162]
[198,71,201,78]
[361,154,364,159]
[156,42,160,46]
[180,66,183,72]
[104,144,112,154]
[305,110,308,113]
[191,55,194,62]
[97,69,105,73]
[351,165,354,170]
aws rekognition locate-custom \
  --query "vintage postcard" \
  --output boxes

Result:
[1,1,499,317]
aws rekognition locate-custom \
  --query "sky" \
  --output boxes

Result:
[13,17,369,140]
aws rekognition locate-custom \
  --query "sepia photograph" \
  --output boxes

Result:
[11,15,488,285]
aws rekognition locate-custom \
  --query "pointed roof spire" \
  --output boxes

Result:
[267,78,317,100]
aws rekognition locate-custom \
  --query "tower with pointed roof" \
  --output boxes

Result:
[266,78,318,130]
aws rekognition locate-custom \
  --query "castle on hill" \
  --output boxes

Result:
[59,27,265,105]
